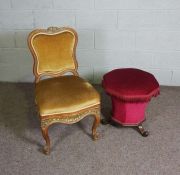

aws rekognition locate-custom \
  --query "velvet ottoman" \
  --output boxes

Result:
[102,68,160,136]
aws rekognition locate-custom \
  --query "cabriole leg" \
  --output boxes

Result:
[41,126,50,155]
[92,114,100,140]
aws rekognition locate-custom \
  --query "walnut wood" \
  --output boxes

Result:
[41,126,50,155]
[92,114,100,140]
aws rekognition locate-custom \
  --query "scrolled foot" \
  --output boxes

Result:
[92,132,99,141]
[43,145,50,155]
[137,125,149,137]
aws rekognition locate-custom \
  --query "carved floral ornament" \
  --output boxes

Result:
[41,108,100,128]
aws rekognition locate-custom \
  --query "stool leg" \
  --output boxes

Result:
[101,118,111,125]
[137,124,149,137]
[101,118,120,127]
[101,110,116,125]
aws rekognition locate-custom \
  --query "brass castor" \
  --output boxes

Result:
[137,124,149,137]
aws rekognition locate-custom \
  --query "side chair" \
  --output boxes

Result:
[28,27,101,155]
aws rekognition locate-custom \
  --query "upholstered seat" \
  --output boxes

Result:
[36,76,100,116]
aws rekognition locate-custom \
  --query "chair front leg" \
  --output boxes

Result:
[92,113,100,140]
[41,125,50,155]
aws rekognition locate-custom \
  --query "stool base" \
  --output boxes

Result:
[111,97,149,125]
[101,118,149,137]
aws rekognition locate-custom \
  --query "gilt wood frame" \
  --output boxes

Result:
[28,27,101,155]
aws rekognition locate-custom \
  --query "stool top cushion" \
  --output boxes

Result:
[102,68,160,102]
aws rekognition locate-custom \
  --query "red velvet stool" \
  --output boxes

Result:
[102,68,160,136]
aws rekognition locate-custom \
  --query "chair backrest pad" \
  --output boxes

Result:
[28,27,78,82]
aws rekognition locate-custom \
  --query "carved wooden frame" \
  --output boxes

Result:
[28,27,101,155]
[28,27,79,83]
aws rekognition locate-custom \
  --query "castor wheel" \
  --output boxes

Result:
[137,125,149,137]
[141,130,149,137]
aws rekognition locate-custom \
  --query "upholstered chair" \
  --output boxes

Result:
[28,27,100,155]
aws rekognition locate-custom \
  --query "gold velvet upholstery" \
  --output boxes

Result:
[36,76,100,116]
[32,32,76,74]
[28,27,100,155]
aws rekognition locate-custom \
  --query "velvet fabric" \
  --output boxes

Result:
[35,75,100,116]
[102,68,160,125]
[102,68,160,102]
[112,97,148,125]
[32,31,76,74]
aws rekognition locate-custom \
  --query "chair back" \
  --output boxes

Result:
[28,27,78,82]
